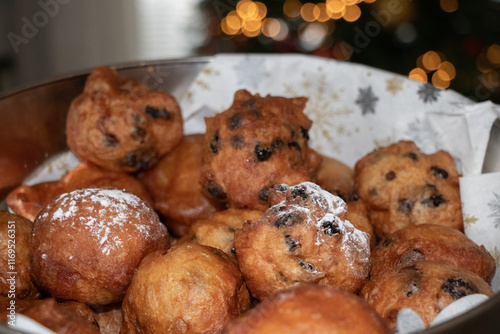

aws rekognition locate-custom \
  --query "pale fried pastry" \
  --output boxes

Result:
[66,66,183,172]
[354,140,462,238]
[223,285,390,334]
[121,244,250,334]
[30,188,170,305]
[177,208,263,258]
[234,182,371,300]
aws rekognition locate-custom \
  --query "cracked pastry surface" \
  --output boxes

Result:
[234,182,371,300]
[30,188,170,305]
[354,140,462,238]
[360,260,494,331]
[121,244,250,334]
[66,66,183,172]
[200,89,320,211]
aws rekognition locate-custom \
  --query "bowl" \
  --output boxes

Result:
[0,57,499,334]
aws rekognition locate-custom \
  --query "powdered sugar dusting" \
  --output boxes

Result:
[270,182,371,274]
[44,188,161,255]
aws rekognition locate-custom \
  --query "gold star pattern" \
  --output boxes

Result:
[202,67,220,76]
[284,73,353,154]
[463,213,478,227]
[386,76,403,96]
[195,80,210,91]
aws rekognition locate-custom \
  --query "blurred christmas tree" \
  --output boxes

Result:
[198,0,500,103]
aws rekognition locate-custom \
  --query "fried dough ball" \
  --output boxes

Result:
[121,244,251,334]
[7,160,152,222]
[371,224,496,283]
[66,66,183,172]
[315,154,355,201]
[234,182,371,300]
[200,89,319,211]
[21,298,100,334]
[30,188,170,305]
[346,199,375,249]
[354,141,462,238]
[177,208,263,257]
[140,134,221,237]
[0,211,41,300]
[360,261,494,331]
[94,303,123,334]
[223,285,390,334]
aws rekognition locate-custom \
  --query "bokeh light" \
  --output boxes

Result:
[487,44,500,66]
[409,68,428,83]
[422,51,441,71]
[301,3,320,22]
[343,4,361,22]
[283,0,302,18]
[440,0,458,13]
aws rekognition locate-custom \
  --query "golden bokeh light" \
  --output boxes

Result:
[363,0,377,3]
[300,3,320,22]
[237,0,258,21]
[440,0,458,13]
[432,71,450,89]
[273,19,290,41]
[255,2,268,20]
[221,17,240,36]
[486,44,500,66]
[343,4,361,22]
[262,18,281,37]
[438,61,456,80]
[409,68,428,83]
[345,0,359,5]
[422,51,441,71]
[283,0,302,18]
[243,19,262,33]
[326,0,346,14]
[476,53,491,73]
[316,3,331,22]
[226,11,242,31]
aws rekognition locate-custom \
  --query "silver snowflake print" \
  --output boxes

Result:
[417,83,441,104]
[355,86,379,115]
[406,118,439,152]
[233,56,269,90]
[488,192,500,229]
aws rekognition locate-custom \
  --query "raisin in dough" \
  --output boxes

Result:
[234,182,371,300]
[66,66,183,172]
[200,89,320,211]
[355,140,462,238]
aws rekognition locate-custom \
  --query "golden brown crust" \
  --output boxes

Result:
[30,188,170,305]
[21,298,100,334]
[66,66,183,172]
[121,244,250,334]
[315,154,355,201]
[354,140,463,238]
[7,160,152,222]
[223,285,390,334]
[346,200,375,249]
[234,182,371,300]
[200,89,318,211]
[360,261,494,331]
[371,224,496,283]
[177,208,263,258]
[139,134,221,237]
[0,211,41,300]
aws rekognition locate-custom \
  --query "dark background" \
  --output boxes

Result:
[1,0,499,103]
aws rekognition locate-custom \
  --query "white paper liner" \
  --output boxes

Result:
[7,54,500,332]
